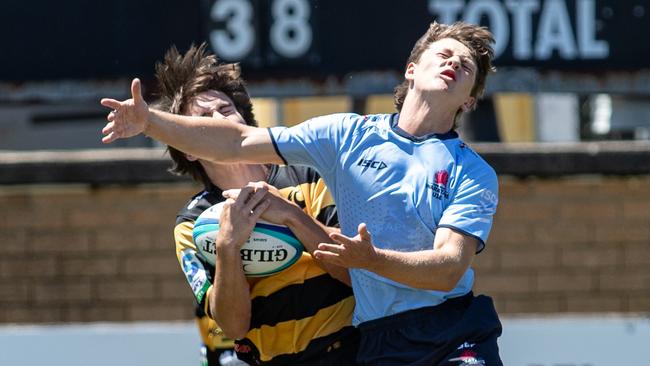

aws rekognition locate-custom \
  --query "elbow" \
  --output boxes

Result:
[435,265,467,292]
[210,303,250,340]
[217,318,250,340]
[222,325,249,340]
[438,276,460,292]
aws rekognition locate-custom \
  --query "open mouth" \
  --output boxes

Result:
[440,69,456,81]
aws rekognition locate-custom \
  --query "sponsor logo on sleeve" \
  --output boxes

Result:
[181,249,210,302]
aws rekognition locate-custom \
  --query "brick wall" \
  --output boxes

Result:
[1,150,649,323]
[473,176,650,314]
[0,183,199,323]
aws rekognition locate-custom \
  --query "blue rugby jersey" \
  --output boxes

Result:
[269,113,499,325]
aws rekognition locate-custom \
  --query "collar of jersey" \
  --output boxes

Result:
[390,113,458,142]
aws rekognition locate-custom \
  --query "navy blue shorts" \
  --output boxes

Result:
[356,293,502,366]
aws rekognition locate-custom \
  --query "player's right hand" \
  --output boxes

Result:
[223,181,300,226]
[217,186,270,250]
[100,78,150,143]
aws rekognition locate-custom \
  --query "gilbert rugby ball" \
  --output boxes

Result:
[192,201,304,277]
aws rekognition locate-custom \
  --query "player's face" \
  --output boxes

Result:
[406,37,477,109]
[187,90,246,125]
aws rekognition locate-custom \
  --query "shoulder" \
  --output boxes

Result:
[305,113,387,131]
[175,189,225,224]
[349,113,392,128]
[309,112,359,123]
[454,141,498,187]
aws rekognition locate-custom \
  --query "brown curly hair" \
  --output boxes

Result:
[393,22,496,125]
[153,43,258,187]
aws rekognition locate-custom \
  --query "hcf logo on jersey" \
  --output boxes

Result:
[427,170,450,200]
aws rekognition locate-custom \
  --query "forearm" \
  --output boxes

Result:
[366,248,470,291]
[145,109,280,164]
[283,206,350,285]
[209,246,251,339]
[318,226,477,291]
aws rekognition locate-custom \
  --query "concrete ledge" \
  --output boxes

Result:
[2,142,650,185]
[0,148,185,185]
[474,141,650,177]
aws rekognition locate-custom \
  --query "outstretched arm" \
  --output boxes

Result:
[100,78,282,165]
[314,225,477,291]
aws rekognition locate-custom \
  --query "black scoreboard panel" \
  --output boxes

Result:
[1,0,202,81]
[203,0,649,73]
[1,0,648,81]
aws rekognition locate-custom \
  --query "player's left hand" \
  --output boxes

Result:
[100,78,150,143]
[314,223,381,269]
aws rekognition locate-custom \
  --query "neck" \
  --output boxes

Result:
[202,162,270,190]
[398,91,458,136]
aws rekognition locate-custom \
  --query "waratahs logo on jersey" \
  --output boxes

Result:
[428,170,450,200]
[434,170,449,186]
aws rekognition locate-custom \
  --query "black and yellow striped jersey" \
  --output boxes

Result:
[174,165,358,365]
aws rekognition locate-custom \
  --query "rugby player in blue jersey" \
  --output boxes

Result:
[101,22,503,365]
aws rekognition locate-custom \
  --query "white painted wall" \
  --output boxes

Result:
[535,93,580,142]
[1,316,649,366]
[0,322,201,366]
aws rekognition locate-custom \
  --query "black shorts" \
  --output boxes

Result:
[292,333,360,366]
[356,293,502,366]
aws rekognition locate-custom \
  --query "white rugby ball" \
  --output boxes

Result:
[192,201,304,277]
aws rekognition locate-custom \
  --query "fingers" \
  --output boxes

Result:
[101,121,114,135]
[329,231,355,246]
[250,199,270,221]
[317,243,344,253]
[131,78,143,104]
[223,184,275,210]
[101,131,116,144]
[100,99,120,144]
[246,181,272,192]
[242,186,268,213]
[254,181,270,189]
[229,186,268,215]
[313,249,341,262]
[101,120,119,144]
[100,98,122,110]
[222,189,241,200]
[358,223,372,242]
[329,224,371,245]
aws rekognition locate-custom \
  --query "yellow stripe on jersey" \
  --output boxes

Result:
[246,296,356,362]
[278,180,335,222]
[249,252,326,298]
[174,221,198,262]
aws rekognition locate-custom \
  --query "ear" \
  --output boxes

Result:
[404,62,416,81]
[461,96,476,112]
[185,153,199,162]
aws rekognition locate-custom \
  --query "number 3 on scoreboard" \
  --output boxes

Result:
[209,0,255,60]
[209,0,313,61]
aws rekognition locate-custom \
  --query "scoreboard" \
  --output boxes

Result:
[1,0,648,93]
[201,0,649,73]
